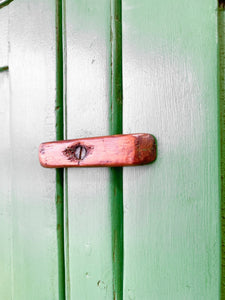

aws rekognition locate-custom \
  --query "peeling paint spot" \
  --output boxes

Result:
[97,280,107,290]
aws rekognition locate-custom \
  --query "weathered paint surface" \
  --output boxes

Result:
[122,0,220,299]
[0,0,222,299]
[219,7,225,298]
[0,7,11,299]
[0,1,59,299]
[65,0,113,298]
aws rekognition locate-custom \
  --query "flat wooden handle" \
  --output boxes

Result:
[39,133,156,168]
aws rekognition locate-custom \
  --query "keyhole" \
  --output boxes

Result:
[75,146,87,160]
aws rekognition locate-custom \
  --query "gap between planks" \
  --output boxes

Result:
[110,0,123,299]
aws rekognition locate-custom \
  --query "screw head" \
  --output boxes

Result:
[75,145,87,160]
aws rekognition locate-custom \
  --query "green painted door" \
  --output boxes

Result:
[0,0,222,299]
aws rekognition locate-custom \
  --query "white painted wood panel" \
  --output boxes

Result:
[65,0,113,299]
[1,1,59,298]
[122,0,220,299]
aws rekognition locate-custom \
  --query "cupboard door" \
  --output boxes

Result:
[0,0,221,299]
[122,0,220,299]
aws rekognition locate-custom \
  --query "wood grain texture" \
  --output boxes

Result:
[65,0,114,298]
[6,1,59,299]
[39,134,156,168]
[122,0,220,299]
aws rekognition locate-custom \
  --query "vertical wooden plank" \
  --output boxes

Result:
[7,1,59,299]
[219,4,225,298]
[123,0,220,299]
[65,0,113,299]
[0,72,11,298]
[0,7,11,299]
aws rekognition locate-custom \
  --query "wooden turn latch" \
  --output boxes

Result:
[39,133,157,168]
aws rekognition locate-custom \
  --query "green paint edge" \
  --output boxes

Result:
[56,0,65,299]
[0,66,8,72]
[219,7,225,299]
[0,0,14,9]
[61,0,71,299]
[110,0,123,299]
